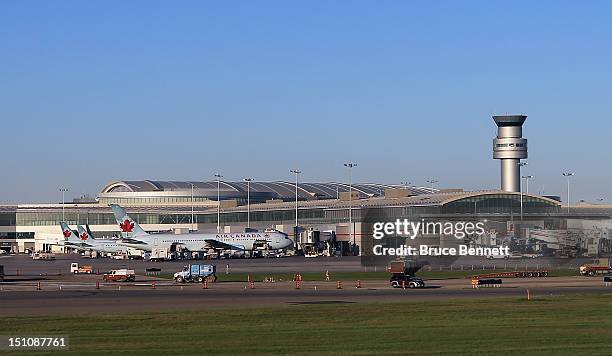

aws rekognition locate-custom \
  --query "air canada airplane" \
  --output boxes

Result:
[76,225,127,254]
[109,204,293,252]
[58,222,126,254]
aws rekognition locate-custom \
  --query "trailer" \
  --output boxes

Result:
[580,258,612,276]
[471,270,549,279]
[32,253,55,260]
[174,264,217,283]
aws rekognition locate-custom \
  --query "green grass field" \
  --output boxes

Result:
[2,295,611,355]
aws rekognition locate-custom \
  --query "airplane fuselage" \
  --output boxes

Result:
[63,239,126,254]
[119,232,292,252]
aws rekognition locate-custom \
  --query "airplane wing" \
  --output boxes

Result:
[119,238,149,246]
[204,239,245,250]
[64,241,95,248]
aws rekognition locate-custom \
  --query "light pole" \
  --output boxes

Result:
[562,172,575,214]
[189,183,195,232]
[243,178,253,228]
[59,188,69,222]
[522,175,534,194]
[290,170,301,234]
[344,163,357,245]
[426,179,438,192]
[518,162,528,221]
[214,173,223,233]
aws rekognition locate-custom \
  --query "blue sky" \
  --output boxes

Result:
[1,1,611,203]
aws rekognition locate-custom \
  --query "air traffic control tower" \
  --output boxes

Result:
[492,115,528,192]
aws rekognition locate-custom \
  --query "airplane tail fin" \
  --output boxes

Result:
[109,204,149,237]
[86,224,94,238]
[60,222,78,241]
[76,226,91,241]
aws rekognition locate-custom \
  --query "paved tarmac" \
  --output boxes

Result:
[2,274,611,316]
[2,254,609,316]
[0,254,363,276]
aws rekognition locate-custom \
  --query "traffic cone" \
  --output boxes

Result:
[152,281,156,289]
[203,280,208,289]
[249,281,255,289]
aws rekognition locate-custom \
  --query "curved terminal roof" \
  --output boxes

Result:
[99,180,436,201]
[219,190,562,212]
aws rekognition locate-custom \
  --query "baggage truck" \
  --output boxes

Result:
[580,258,612,276]
[174,264,217,283]
[103,269,135,282]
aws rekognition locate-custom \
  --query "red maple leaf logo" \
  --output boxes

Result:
[63,229,72,238]
[120,219,134,233]
[80,232,88,241]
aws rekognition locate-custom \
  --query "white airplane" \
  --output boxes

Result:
[59,222,126,254]
[76,225,128,254]
[109,204,293,252]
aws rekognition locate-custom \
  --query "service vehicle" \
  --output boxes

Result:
[32,253,56,260]
[174,264,217,283]
[390,274,425,288]
[150,248,175,262]
[70,263,93,274]
[388,260,425,288]
[486,254,507,260]
[103,269,135,282]
[580,258,612,276]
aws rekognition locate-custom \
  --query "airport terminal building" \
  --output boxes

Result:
[1,115,611,257]
[1,179,611,258]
